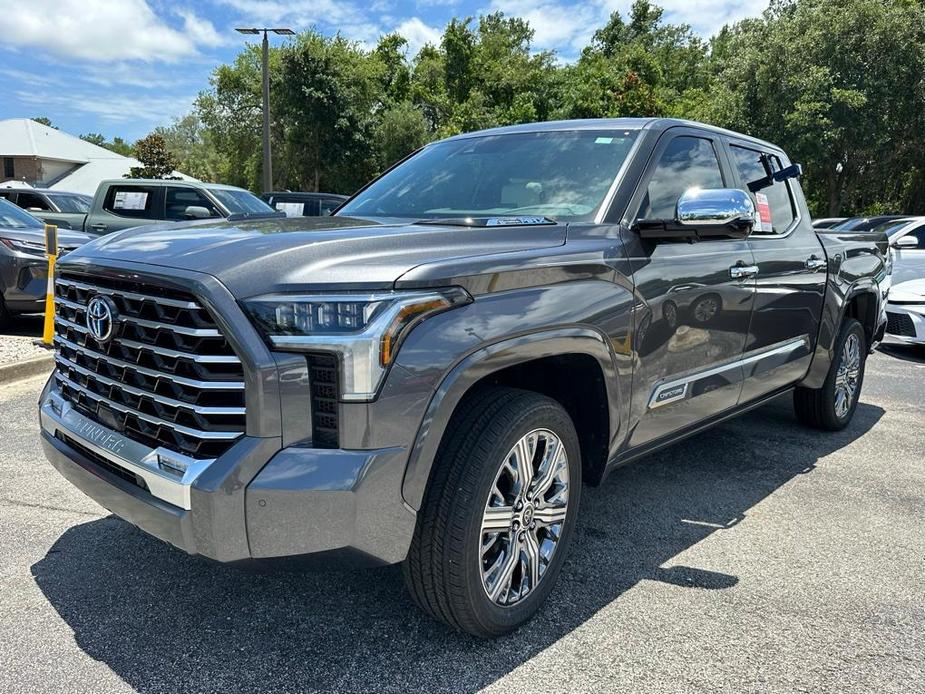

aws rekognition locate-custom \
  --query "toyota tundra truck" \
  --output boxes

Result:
[38,119,889,638]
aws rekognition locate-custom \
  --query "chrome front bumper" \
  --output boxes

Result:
[39,389,215,510]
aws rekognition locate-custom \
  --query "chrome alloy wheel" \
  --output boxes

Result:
[479,429,569,606]
[834,332,861,418]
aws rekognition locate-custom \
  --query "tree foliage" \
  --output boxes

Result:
[80,132,133,156]
[156,0,924,215]
[127,133,180,179]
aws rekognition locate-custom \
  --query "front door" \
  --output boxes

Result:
[621,130,756,449]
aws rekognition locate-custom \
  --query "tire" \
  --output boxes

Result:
[403,386,582,638]
[794,318,866,431]
[0,296,11,331]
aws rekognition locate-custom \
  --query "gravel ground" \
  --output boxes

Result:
[0,314,49,366]
[0,346,923,693]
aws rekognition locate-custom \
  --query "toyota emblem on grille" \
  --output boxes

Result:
[86,295,118,343]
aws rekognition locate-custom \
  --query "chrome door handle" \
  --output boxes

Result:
[90,224,107,232]
[730,264,759,280]
[805,255,827,271]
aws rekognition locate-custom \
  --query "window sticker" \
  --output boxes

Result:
[275,202,305,217]
[755,192,773,232]
[113,191,149,210]
[594,137,614,144]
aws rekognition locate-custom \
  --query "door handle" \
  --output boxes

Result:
[729,264,759,280]
[90,223,107,232]
[805,255,827,271]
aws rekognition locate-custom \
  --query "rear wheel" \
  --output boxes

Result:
[794,318,866,430]
[403,387,581,638]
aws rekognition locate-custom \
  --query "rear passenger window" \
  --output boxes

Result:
[730,146,796,234]
[319,199,342,215]
[638,136,724,220]
[17,192,52,211]
[104,185,159,218]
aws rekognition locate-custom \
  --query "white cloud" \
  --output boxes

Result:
[177,8,229,48]
[393,18,442,55]
[219,0,381,42]
[0,0,224,63]
[15,89,196,125]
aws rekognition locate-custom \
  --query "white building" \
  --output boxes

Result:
[0,118,193,196]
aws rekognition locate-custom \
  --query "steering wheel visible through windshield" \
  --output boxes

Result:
[337,129,639,222]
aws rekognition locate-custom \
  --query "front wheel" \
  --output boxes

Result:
[403,387,581,638]
[794,318,867,430]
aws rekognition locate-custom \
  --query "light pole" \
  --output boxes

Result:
[235,27,295,194]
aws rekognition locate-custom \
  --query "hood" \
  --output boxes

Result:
[0,225,92,249]
[61,215,567,296]
[890,278,925,302]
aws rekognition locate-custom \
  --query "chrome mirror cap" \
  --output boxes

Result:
[676,188,756,229]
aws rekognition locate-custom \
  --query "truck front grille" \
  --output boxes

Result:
[886,311,916,338]
[52,272,246,459]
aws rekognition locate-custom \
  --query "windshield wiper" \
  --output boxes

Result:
[414,215,558,228]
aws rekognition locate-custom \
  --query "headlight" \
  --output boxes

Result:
[243,288,471,400]
[0,237,46,256]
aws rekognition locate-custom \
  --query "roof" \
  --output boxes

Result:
[439,117,782,152]
[0,118,196,196]
[0,118,117,162]
[102,178,239,191]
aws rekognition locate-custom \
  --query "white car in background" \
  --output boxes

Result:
[879,217,925,344]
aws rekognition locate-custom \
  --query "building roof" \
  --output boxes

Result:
[0,118,195,196]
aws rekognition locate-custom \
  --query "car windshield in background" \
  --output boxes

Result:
[337,129,640,222]
[47,193,91,213]
[208,188,275,215]
[0,198,43,229]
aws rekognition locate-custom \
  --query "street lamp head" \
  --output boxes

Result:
[235,28,260,34]
[271,28,296,35]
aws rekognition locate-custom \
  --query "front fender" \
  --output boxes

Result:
[399,327,623,510]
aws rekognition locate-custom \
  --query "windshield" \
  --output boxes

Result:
[337,129,639,221]
[875,219,916,236]
[208,188,275,215]
[0,198,43,229]
[48,193,91,213]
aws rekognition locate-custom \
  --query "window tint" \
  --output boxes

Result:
[319,198,342,215]
[17,192,52,211]
[730,146,796,234]
[638,136,724,220]
[103,185,159,218]
[165,187,220,220]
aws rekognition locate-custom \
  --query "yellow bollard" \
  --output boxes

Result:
[42,224,58,346]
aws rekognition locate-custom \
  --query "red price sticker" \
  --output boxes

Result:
[755,193,772,232]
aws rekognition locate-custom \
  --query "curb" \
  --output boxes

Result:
[0,354,54,385]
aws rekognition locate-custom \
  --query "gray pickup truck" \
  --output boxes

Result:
[19,179,279,235]
[39,119,889,638]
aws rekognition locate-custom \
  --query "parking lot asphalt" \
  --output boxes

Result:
[0,346,923,694]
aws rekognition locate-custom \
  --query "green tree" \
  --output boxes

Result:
[127,133,181,179]
[690,0,925,215]
[80,133,134,157]
[31,116,57,129]
[374,102,431,170]
[154,114,224,181]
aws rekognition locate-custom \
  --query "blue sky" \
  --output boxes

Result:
[0,0,768,142]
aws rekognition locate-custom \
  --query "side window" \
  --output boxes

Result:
[319,198,342,215]
[638,136,724,220]
[906,226,925,248]
[165,187,220,220]
[103,185,159,218]
[0,191,12,200]
[730,145,796,234]
[17,192,52,211]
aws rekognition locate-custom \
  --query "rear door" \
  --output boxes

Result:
[621,128,757,448]
[724,139,825,403]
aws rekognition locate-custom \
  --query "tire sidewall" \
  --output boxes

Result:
[458,399,582,635]
[824,320,867,427]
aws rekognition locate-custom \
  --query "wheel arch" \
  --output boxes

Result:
[400,328,620,510]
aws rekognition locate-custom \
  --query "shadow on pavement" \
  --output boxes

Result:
[1,313,43,337]
[31,396,884,693]
[877,343,925,364]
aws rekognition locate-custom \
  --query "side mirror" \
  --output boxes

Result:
[183,205,212,220]
[893,235,918,249]
[636,188,755,240]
